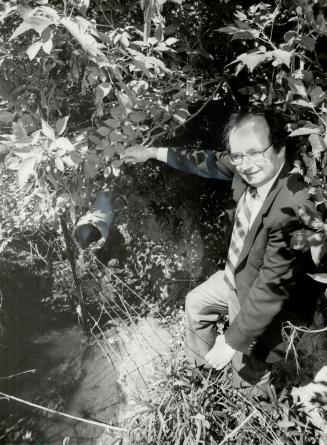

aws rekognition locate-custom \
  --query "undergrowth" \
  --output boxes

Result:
[124,310,323,445]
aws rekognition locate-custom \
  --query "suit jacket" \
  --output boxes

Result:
[167,148,321,362]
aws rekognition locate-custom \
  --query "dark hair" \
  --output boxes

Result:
[223,108,288,153]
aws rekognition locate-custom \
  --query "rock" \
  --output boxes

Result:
[117,317,173,413]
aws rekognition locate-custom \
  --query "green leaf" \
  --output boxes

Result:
[26,41,42,60]
[84,154,97,179]
[55,157,65,172]
[119,32,130,47]
[109,130,124,143]
[231,30,260,40]
[288,78,307,97]
[309,86,326,106]
[307,273,327,284]
[309,134,327,155]
[218,24,259,40]
[97,126,111,137]
[56,194,69,209]
[236,51,268,72]
[95,83,112,105]
[290,127,321,137]
[56,116,69,136]
[41,119,55,140]
[17,156,37,186]
[271,49,292,67]
[284,30,296,43]
[117,91,133,111]
[129,111,147,123]
[42,38,53,55]
[55,136,74,151]
[62,151,82,168]
[301,35,316,52]
[10,16,54,40]
[60,17,104,58]
[103,118,120,129]
[173,108,190,124]
[291,99,312,108]
[12,121,28,139]
[165,37,178,46]
[12,147,41,158]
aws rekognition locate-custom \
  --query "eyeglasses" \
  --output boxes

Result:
[229,143,273,166]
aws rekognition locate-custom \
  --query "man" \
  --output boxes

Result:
[124,110,322,394]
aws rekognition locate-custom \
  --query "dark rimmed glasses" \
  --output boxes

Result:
[229,143,273,166]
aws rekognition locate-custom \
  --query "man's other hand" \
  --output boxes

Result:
[205,335,236,370]
[123,145,158,163]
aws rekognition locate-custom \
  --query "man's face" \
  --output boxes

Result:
[229,116,286,188]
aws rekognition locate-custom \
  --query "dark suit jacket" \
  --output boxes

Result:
[167,148,321,362]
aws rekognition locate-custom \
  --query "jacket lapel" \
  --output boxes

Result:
[232,174,247,203]
[235,162,290,271]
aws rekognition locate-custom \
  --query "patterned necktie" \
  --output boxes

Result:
[224,186,258,290]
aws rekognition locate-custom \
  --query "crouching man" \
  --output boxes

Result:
[123,110,323,396]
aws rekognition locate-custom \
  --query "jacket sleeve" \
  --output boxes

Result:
[224,196,317,354]
[167,147,234,180]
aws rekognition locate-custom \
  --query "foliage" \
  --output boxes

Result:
[0,0,207,239]
[1,0,327,442]
[127,310,322,445]
[0,0,327,268]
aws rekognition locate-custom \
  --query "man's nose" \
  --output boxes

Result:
[239,155,253,171]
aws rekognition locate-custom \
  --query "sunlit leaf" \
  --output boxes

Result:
[56,116,69,136]
[62,151,82,168]
[12,121,28,139]
[95,83,112,104]
[55,156,65,172]
[271,49,292,67]
[26,41,42,60]
[56,137,74,151]
[307,273,327,284]
[288,78,307,97]
[42,38,53,54]
[17,156,37,186]
[173,108,190,124]
[120,32,129,47]
[309,134,327,156]
[10,16,54,40]
[117,91,134,111]
[290,127,321,137]
[236,51,268,72]
[41,119,55,139]
[56,194,69,209]
[165,37,178,46]
[61,17,104,58]
[309,86,326,106]
[291,99,312,108]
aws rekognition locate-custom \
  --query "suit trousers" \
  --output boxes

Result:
[185,270,272,395]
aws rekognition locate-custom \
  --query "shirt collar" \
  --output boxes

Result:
[256,161,285,201]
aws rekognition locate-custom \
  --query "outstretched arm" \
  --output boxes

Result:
[123,145,234,181]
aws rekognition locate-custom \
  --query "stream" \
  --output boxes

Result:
[0,323,126,444]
